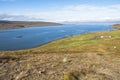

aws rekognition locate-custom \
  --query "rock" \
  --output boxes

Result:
[16,36,23,38]
[63,57,72,63]
[100,35,112,39]
[38,69,46,75]
[63,57,68,63]
[113,46,116,49]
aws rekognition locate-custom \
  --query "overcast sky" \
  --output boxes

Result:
[0,0,120,22]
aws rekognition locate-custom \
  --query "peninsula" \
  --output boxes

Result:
[112,24,120,29]
[0,20,62,29]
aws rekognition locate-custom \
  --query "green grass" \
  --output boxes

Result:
[30,30,120,54]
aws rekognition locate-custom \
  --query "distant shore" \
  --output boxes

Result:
[112,24,120,29]
[0,21,62,30]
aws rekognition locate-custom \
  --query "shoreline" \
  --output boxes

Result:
[0,26,120,80]
[0,24,118,51]
[0,21,62,30]
[1,29,119,52]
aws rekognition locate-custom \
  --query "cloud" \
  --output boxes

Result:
[55,4,120,22]
[0,14,44,21]
[24,4,120,22]
[0,4,120,22]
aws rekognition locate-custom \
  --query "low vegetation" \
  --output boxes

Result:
[0,29,120,80]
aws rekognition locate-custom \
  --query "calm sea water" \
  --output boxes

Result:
[0,24,114,50]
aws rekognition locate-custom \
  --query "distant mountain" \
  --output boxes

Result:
[0,20,13,23]
[62,19,120,24]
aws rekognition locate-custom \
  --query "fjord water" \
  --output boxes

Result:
[0,24,114,50]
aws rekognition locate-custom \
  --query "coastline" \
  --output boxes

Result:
[0,24,119,51]
[2,29,119,52]
[0,21,62,30]
[0,24,120,80]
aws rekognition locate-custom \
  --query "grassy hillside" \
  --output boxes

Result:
[34,30,120,53]
[0,20,62,29]
[0,30,120,80]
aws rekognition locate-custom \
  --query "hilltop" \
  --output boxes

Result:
[0,20,62,29]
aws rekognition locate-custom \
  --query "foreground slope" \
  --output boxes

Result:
[0,30,120,80]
